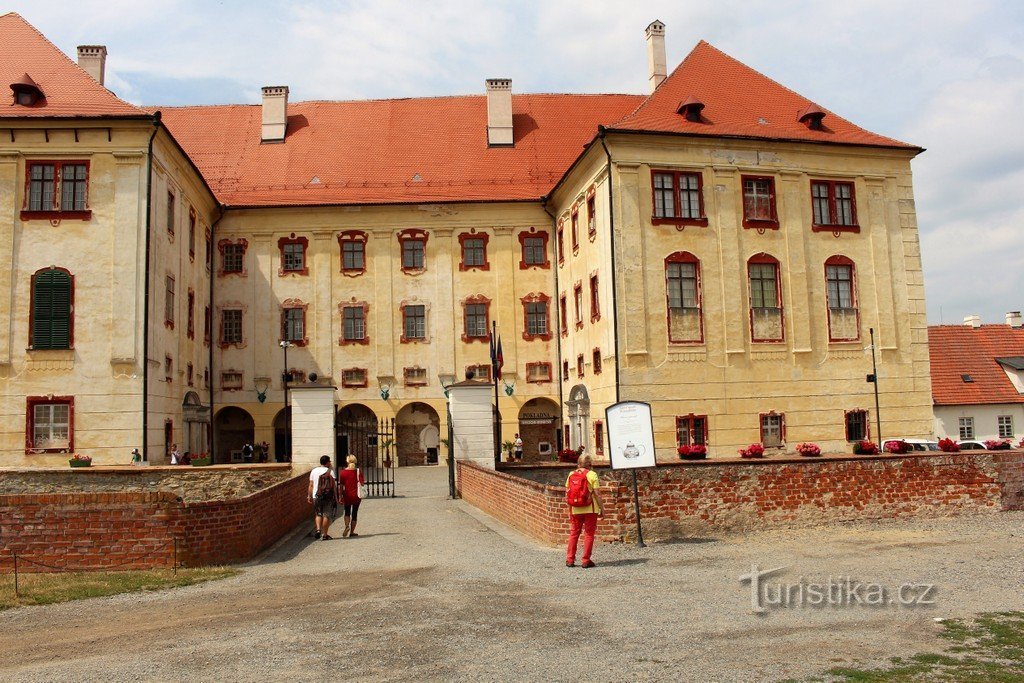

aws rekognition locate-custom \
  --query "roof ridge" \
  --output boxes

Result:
[148,92,644,110]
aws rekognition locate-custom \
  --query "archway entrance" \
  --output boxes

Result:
[213,406,254,464]
[395,402,441,466]
[335,403,378,471]
[517,397,560,462]
[182,391,210,457]
[566,385,591,453]
[273,407,291,462]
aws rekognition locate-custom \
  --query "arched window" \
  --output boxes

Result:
[747,254,783,342]
[665,251,702,343]
[31,268,73,349]
[825,255,860,341]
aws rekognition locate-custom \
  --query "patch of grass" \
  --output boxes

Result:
[819,612,1024,682]
[0,567,238,610]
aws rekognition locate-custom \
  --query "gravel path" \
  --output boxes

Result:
[2,466,1022,682]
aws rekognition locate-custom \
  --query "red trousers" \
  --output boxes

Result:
[566,513,598,564]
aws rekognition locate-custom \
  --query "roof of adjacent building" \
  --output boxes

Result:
[928,325,1024,406]
[0,13,145,119]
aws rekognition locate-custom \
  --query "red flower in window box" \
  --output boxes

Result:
[937,438,960,453]
[69,453,92,467]
[853,440,879,455]
[558,447,584,463]
[795,442,821,457]
[738,443,764,458]
[677,444,707,460]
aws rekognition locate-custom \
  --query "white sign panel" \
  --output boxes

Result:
[606,401,657,470]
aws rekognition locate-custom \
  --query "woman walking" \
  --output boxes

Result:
[338,455,365,537]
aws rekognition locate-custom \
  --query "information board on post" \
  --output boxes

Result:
[606,401,657,470]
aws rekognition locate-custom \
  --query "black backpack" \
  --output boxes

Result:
[316,469,335,502]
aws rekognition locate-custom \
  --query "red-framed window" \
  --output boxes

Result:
[404,367,428,386]
[398,229,428,273]
[285,368,306,386]
[594,419,605,456]
[221,370,243,391]
[26,395,74,453]
[559,294,568,337]
[592,348,602,375]
[589,273,600,323]
[164,355,173,382]
[459,232,490,271]
[30,267,73,350]
[557,221,565,265]
[338,230,368,275]
[518,228,550,269]
[278,234,309,276]
[521,293,551,341]
[186,362,194,386]
[23,161,91,220]
[570,206,580,254]
[339,302,370,345]
[220,309,243,347]
[759,412,785,447]
[573,283,583,330]
[825,255,860,342]
[676,414,708,446]
[188,208,196,261]
[164,275,175,329]
[218,238,248,276]
[586,189,597,238]
[666,251,703,344]
[204,228,212,272]
[467,364,492,382]
[526,361,553,383]
[811,180,859,232]
[341,368,369,388]
[741,175,779,230]
[845,409,869,442]
[652,170,707,226]
[748,254,784,342]
[401,303,428,343]
[203,368,210,389]
[281,299,308,346]
[203,306,211,345]
[167,191,175,237]
[576,353,585,378]
[462,295,491,343]
[186,289,195,339]
[562,360,570,381]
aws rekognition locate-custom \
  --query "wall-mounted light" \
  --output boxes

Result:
[254,377,270,403]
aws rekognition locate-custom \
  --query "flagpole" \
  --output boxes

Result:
[492,320,500,466]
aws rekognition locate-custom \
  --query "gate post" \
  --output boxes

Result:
[447,378,495,476]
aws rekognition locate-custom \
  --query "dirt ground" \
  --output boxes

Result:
[1,466,1022,682]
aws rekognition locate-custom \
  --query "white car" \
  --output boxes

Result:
[883,438,939,452]
[956,440,988,451]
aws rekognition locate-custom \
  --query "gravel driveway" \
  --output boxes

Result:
[2,466,1022,682]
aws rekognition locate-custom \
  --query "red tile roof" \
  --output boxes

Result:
[155,94,644,207]
[928,325,1024,406]
[609,41,919,151]
[0,13,146,119]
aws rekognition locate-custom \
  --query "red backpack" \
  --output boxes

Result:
[565,468,592,508]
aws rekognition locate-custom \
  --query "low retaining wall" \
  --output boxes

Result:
[0,470,312,572]
[458,451,1024,545]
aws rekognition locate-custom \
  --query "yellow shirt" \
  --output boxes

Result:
[566,469,601,515]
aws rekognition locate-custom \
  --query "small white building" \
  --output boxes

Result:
[929,313,1024,443]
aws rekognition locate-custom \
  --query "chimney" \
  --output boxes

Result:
[1007,311,1023,328]
[261,86,289,143]
[645,20,667,93]
[964,315,982,329]
[77,45,107,86]
[485,79,513,147]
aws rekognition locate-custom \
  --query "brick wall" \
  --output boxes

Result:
[459,451,1024,545]
[0,471,312,572]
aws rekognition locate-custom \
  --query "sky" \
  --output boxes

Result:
[9,0,1024,325]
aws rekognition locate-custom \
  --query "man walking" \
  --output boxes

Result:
[513,433,524,462]
[307,455,338,540]
[565,453,603,568]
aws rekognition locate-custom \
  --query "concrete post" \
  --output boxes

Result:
[289,385,336,470]
[447,379,495,474]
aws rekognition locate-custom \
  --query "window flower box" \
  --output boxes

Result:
[677,444,707,460]
[738,443,764,458]
[69,454,92,468]
[795,442,821,457]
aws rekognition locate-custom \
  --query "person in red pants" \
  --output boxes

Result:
[565,453,603,568]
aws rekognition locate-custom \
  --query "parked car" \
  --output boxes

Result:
[956,440,988,451]
[883,438,940,452]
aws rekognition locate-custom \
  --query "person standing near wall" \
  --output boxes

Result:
[338,455,365,537]
[514,433,524,462]
[565,453,603,568]
[169,444,180,465]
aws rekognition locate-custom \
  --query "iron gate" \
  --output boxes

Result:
[336,417,395,497]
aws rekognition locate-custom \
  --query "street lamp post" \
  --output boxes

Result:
[869,327,882,445]
[280,340,292,460]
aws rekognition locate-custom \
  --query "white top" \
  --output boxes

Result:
[170,451,180,465]
[514,438,523,449]
[309,466,335,496]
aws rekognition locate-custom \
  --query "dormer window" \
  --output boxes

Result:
[676,95,705,122]
[797,103,827,130]
[11,73,44,107]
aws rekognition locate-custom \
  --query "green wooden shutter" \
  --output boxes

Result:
[32,269,71,349]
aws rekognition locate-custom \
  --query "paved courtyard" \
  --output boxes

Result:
[1,466,1022,682]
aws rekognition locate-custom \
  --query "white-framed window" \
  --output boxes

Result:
[958,416,975,440]
[998,415,1014,439]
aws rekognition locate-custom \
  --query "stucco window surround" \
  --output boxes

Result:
[586,186,597,239]
[397,228,429,274]
[186,288,195,340]
[217,303,247,349]
[461,294,491,343]
[665,251,703,345]
[278,234,309,276]
[188,208,196,261]
[280,298,309,347]
[166,190,176,238]
[562,360,569,381]
[845,409,870,442]
[676,414,708,446]
[458,230,490,271]
[404,366,428,386]
[204,228,212,272]
[593,419,605,455]
[218,238,248,277]
[203,306,211,346]
[221,370,243,391]
[25,395,74,453]
[759,411,786,447]
[811,179,859,234]
[339,299,370,346]
[521,292,552,341]
[164,355,173,382]
[573,282,584,330]
[338,230,368,276]
[741,175,779,231]
[187,362,194,387]
[589,272,601,323]
[747,253,784,343]
[592,347,602,374]
[526,361,553,383]
[825,255,860,342]
[556,219,565,265]
[22,160,91,221]
[29,267,74,350]
[341,368,369,388]
[651,169,708,228]
[466,364,492,382]
[164,274,175,330]
[559,293,568,337]
[570,204,580,254]
[576,353,585,378]
[400,299,431,343]
[518,227,550,270]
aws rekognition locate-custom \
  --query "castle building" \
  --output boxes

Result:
[0,13,934,466]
